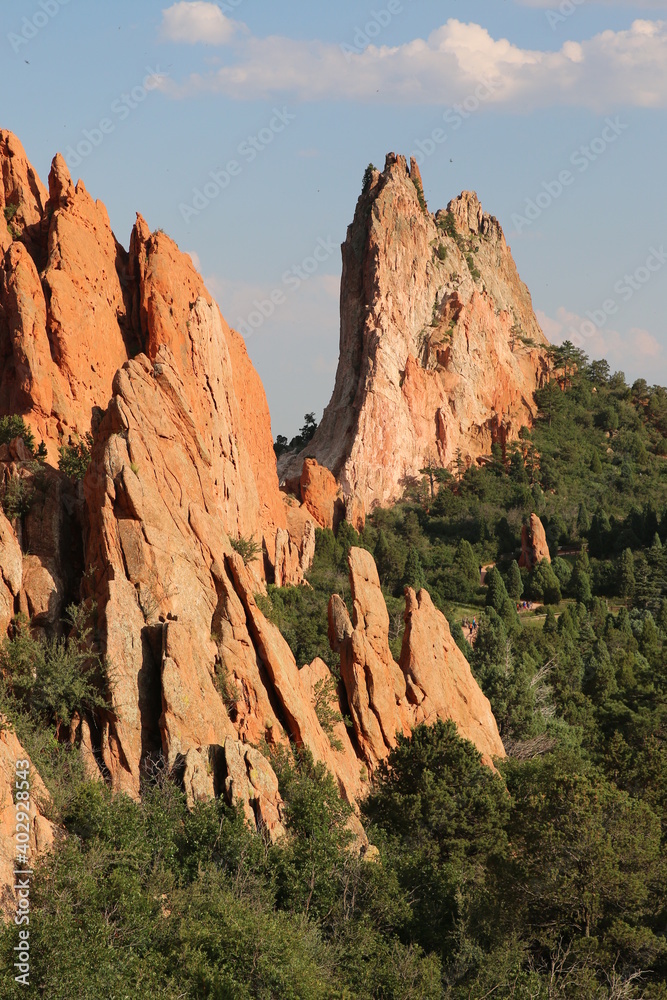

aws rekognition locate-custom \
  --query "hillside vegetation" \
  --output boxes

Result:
[2,346,667,998]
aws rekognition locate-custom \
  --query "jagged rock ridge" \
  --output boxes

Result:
[281,153,549,522]
[0,134,506,905]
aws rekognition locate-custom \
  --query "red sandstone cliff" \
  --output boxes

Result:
[281,153,549,522]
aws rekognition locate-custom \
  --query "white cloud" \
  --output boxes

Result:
[156,17,667,111]
[160,2,238,45]
[537,306,665,379]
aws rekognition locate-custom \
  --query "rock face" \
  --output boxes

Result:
[0,722,57,914]
[83,348,363,804]
[0,135,507,869]
[0,130,310,583]
[400,588,505,765]
[519,513,551,571]
[298,459,343,531]
[281,154,549,520]
[329,547,504,772]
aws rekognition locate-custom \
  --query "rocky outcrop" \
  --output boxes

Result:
[519,513,551,571]
[400,588,505,765]
[329,548,411,768]
[281,154,549,520]
[329,547,504,772]
[0,722,57,914]
[0,454,82,639]
[0,134,507,867]
[0,130,312,584]
[83,349,363,804]
[0,509,22,636]
[0,131,47,259]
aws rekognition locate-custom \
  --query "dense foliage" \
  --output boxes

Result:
[2,349,667,997]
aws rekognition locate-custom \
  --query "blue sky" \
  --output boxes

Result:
[1,1,667,438]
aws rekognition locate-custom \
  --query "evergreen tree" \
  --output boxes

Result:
[570,563,592,604]
[576,503,591,536]
[485,566,509,612]
[617,548,636,599]
[404,546,426,592]
[506,560,523,601]
[531,561,562,605]
[589,509,612,557]
[454,539,479,584]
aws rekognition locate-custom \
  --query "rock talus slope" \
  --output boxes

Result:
[282,154,549,522]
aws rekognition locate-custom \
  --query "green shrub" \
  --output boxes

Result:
[0,476,34,519]
[362,162,376,192]
[230,534,262,565]
[412,174,428,214]
[312,675,344,751]
[0,414,35,454]
[59,433,93,481]
[0,606,107,728]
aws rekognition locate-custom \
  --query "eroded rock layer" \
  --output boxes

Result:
[281,154,549,521]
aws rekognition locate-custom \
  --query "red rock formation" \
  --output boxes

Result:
[298,458,342,531]
[0,135,506,868]
[0,723,57,912]
[0,130,47,259]
[519,513,551,570]
[281,154,549,520]
[329,548,505,772]
[400,588,505,765]
[83,349,362,803]
[0,130,311,583]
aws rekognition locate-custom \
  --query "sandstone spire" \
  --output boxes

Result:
[281,153,549,523]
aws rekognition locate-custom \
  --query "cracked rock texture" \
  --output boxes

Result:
[281,154,549,521]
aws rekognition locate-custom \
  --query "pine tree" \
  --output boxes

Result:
[576,503,591,537]
[617,548,636,599]
[589,509,611,557]
[454,539,479,584]
[570,564,592,604]
[485,566,508,612]
[506,560,523,601]
[404,547,426,592]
